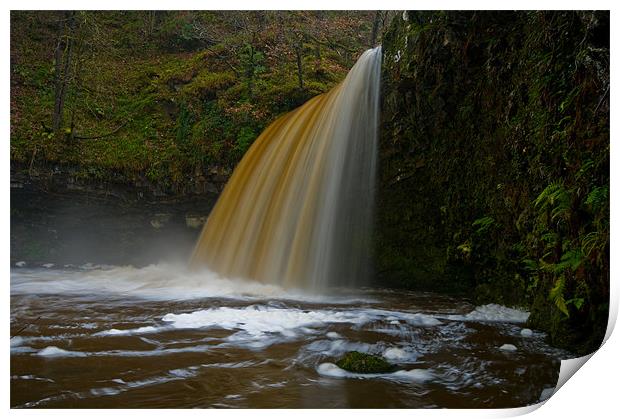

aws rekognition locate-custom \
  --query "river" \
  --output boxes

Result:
[10,263,569,408]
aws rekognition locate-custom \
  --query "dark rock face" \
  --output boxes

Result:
[11,161,230,201]
[10,163,224,267]
[377,11,609,354]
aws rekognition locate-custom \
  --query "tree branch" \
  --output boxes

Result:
[73,120,129,140]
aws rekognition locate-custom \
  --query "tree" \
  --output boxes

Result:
[370,11,382,47]
[52,11,76,132]
[294,34,304,90]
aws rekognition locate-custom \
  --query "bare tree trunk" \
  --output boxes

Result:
[52,11,75,132]
[52,33,64,131]
[295,40,304,90]
[69,15,85,141]
[149,11,156,38]
[382,11,394,33]
[143,11,156,40]
[247,44,255,98]
[370,11,381,47]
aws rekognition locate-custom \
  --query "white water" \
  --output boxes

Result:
[11,265,572,408]
[191,47,382,291]
[10,264,536,356]
[10,264,371,303]
[317,362,433,382]
[443,304,530,323]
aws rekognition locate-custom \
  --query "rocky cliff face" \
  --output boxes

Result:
[10,163,222,267]
[377,11,609,354]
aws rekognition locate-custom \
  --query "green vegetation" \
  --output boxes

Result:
[336,351,395,374]
[10,11,381,187]
[378,11,609,355]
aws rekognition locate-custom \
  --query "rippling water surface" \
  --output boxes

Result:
[10,264,569,408]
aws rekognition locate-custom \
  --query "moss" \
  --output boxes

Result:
[11,11,374,192]
[181,71,236,101]
[335,351,395,374]
[379,11,609,354]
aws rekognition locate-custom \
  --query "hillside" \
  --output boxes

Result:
[11,11,385,194]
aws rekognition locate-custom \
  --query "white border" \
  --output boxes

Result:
[3,1,618,418]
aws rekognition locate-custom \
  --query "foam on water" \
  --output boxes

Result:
[11,279,569,408]
[10,336,25,347]
[13,302,451,357]
[161,305,370,337]
[10,264,372,303]
[389,369,434,382]
[304,339,374,357]
[11,375,54,383]
[95,326,160,336]
[12,276,536,361]
[317,363,432,383]
[499,344,518,352]
[443,304,529,323]
[38,346,86,357]
[159,305,444,346]
[364,308,443,326]
[383,347,418,362]
[27,344,218,358]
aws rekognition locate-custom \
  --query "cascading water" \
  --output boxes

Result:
[190,47,382,290]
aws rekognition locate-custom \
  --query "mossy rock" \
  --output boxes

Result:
[335,351,395,374]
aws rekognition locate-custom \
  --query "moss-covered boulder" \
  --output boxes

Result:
[335,351,395,374]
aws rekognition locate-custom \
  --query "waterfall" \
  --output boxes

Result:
[191,47,382,291]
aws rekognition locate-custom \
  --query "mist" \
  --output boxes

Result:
[10,182,216,267]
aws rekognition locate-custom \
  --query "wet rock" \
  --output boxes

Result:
[186,215,208,229]
[42,263,55,269]
[520,328,533,337]
[205,182,219,194]
[150,213,172,229]
[335,351,395,374]
[15,261,26,267]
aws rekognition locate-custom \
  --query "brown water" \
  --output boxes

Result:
[10,265,568,408]
[191,48,381,291]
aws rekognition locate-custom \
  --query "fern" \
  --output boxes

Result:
[540,248,584,274]
[585,186,608,213]
[576,159,595,180]
[556,248,585,272]
[534,181,561,208]
[541,231,558,245]
[549,277,569,317]
[582,231,602,256]
[551,198,570,221]
[457,241,472,256]
[534,181,571,222]
[472,216,496,234]
[522,258,538,271]
[567,297,585,310]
